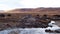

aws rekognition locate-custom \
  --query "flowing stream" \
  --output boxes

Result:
[0,28,48,34]
[0,21,60,34]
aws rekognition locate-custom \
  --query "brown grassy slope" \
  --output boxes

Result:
[5,7,60,15]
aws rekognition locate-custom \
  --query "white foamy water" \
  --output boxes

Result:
[47,21,60,30]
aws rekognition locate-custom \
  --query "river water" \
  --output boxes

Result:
[0,28,51,34]
[0,21,60,34]
[0,28,60,34]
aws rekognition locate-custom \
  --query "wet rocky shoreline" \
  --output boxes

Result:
[0,15,51,31]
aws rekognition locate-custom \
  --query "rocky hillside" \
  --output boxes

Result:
[0,7,60,31]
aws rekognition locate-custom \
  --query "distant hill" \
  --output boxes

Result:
[0,10,5,13]
[21,8,60,11]
[0,7,60,15]
[4,7,60,15]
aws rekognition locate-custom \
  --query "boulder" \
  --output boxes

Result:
[45,29,53,33]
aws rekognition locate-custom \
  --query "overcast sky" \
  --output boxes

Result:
[0,0,60,10]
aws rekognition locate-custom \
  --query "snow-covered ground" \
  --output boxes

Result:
[0,21,60,34]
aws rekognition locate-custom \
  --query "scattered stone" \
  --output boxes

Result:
[19,15,50,28]
[8,29,21,34]
[45,29,53,33]
[0,28,4,31]
[45,29,60,33]
[55,29,60,33]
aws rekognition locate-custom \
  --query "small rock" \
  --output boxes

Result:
[55,29,60,33]
[45,29,53,33]
[8,29,21,34]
